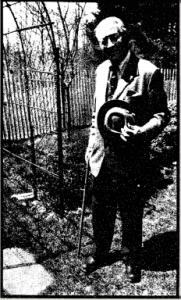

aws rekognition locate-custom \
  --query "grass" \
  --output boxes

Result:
[2,79,178,296]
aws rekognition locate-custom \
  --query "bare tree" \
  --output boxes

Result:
[3,1,88,213]
[49,2,86,136]
[24,2,87,137]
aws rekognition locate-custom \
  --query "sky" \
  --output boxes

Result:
[3,2,99,45]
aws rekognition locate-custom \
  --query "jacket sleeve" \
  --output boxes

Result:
[86,106,96,151]
[86,69,99,152]
[148,69,170,129]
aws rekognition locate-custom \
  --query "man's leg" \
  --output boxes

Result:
[121,203,143,253]
[83,163,117,273]
[119,183,144,282]
[92,185,117,259]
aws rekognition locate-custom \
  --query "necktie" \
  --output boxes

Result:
[107,66,118,99]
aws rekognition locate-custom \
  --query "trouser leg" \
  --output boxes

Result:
[92,193,117,257]
[121,204,143,253]
[91,169,117,258]
[119,183,144,256]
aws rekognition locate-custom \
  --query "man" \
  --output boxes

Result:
[83,17,170,283]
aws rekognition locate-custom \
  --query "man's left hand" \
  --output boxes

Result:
[120,124,144,142]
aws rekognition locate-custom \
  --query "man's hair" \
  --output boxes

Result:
[95,17,127,41]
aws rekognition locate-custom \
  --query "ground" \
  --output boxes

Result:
[2,82,178,296]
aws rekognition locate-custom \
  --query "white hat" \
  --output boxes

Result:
[95,17,127,42]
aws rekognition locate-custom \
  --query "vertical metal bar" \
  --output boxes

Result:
[52,76,57,131]
[54,47,64,214]
[69,81,75,128]
[66,87,71,140]
[44,74,51,133]
[39,72,46,133]
[11,72,22,139]
[19,68,29,138]
[3,73,12,142]
[51,75,56,131]
[30,72,39,136]
[2,102,9,141]
[48,76,54,131]
[60,62,66,130]
[35,73,43,135]
[3,48,15,141]
[37,72,44,135]
[2,106,6,140]
[24,70,38,199]
[16,71,26,139]
[75,65,81,127]
[87,74,92,125]
[81,70,87,126]
[78,68,82,127]
[70,74,76,127]
[43,74,49,133]
[7,71,18,140]
[48,75,52,131]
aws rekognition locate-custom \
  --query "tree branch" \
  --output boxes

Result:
[3,22,54,36]
[57,2,69,55]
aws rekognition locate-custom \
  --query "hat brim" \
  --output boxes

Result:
[97,100,132,140]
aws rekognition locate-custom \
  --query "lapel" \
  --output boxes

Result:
[112,51,140,100]
[96,52,140,111]
[96,60,112,112]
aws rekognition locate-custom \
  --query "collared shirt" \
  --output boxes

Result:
[107,50,131,100]
[117,50,131,79]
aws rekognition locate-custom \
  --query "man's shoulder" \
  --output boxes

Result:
[138,57,159,74]
[96,59,111,74]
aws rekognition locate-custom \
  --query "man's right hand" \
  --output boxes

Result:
[120,123,143,142]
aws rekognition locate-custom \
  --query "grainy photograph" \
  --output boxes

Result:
[2,1,178,297]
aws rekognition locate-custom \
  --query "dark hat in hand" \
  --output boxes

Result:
[97,100,135,141]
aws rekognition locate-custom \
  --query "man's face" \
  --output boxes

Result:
[96,26,129,63]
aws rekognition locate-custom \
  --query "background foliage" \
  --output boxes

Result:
[84,1,178,68]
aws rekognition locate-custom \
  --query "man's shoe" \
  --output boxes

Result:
[121,246,130,262]
[82,255,106,274]
[126,263,141,283]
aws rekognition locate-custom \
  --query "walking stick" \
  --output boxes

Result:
[77,161,90,258]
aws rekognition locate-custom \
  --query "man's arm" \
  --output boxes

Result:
[147,68,170,130]
[120,69,170,143]
[85,110,96,162]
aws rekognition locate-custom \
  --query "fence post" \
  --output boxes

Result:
[54,47,64,215]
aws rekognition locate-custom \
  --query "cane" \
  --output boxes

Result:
[77,161,90,258]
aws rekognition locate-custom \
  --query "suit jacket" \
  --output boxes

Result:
[87,51,170,177]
